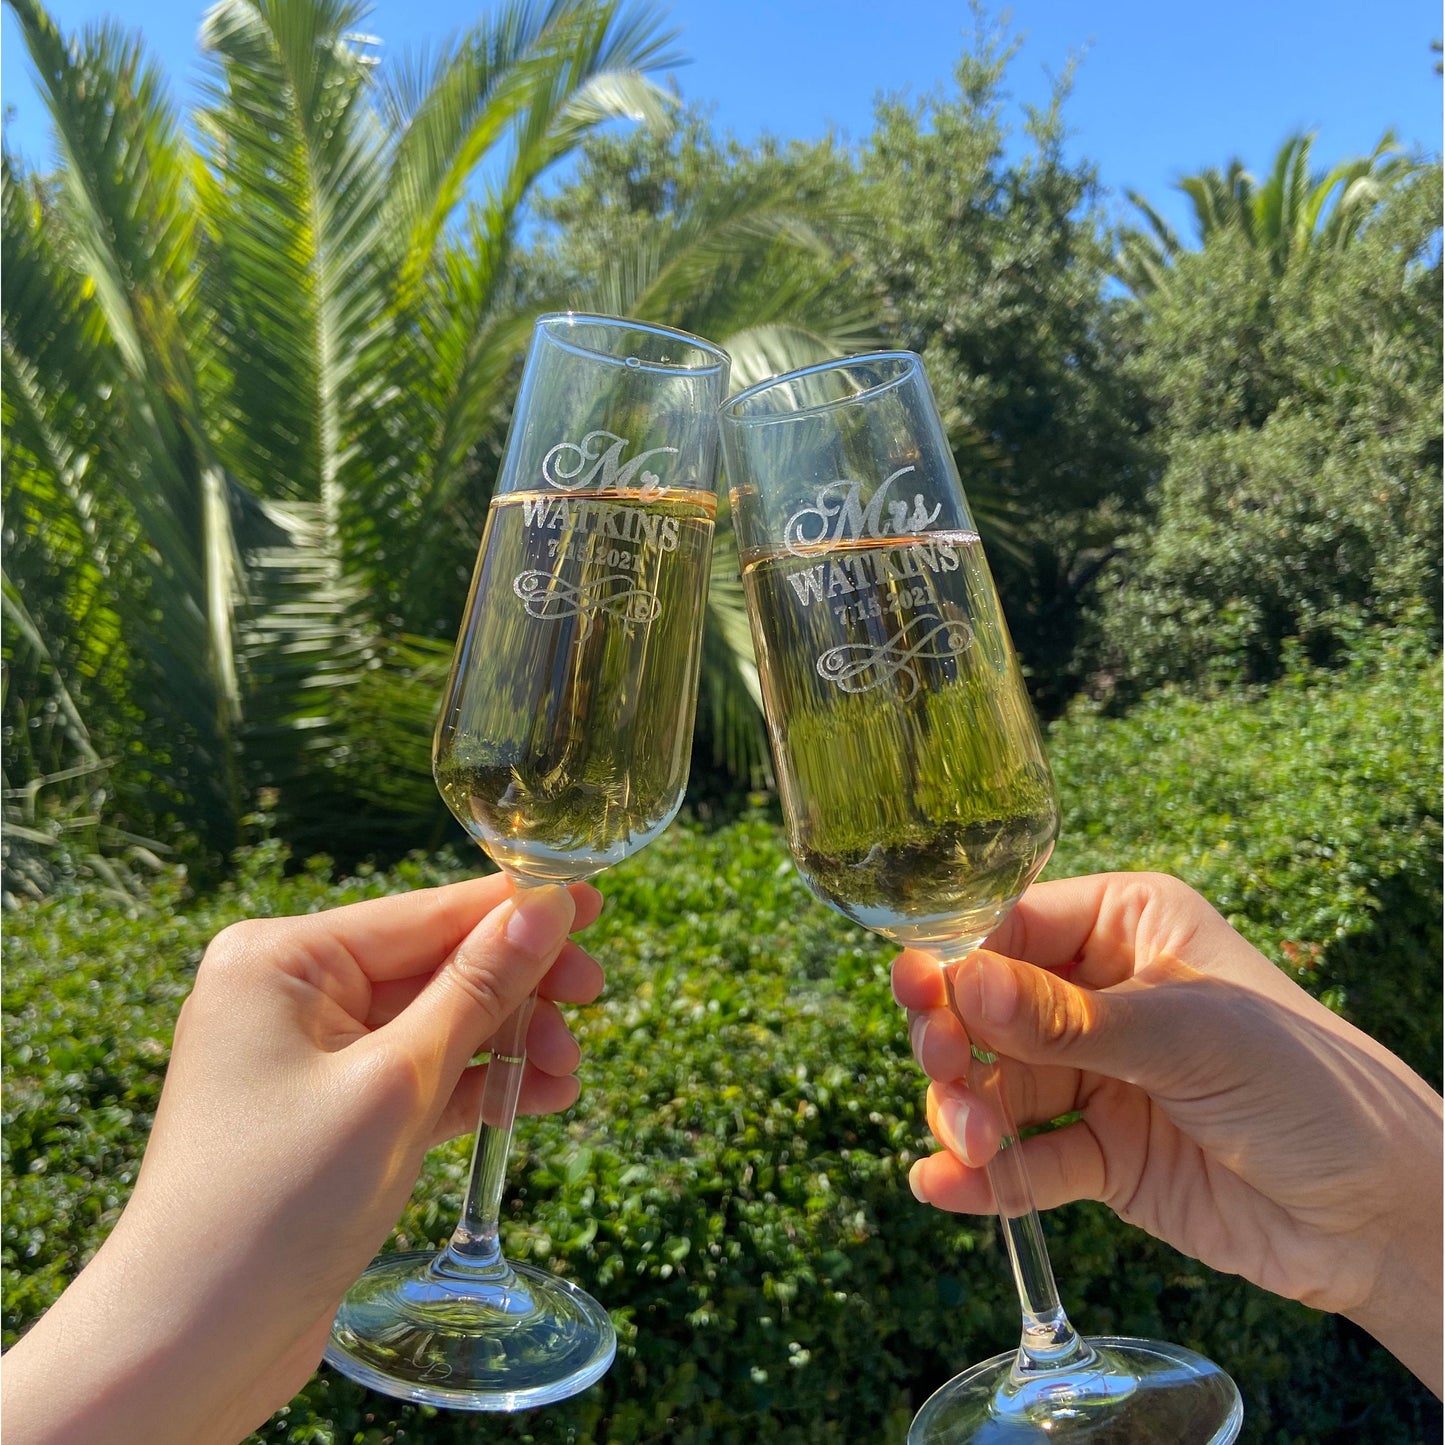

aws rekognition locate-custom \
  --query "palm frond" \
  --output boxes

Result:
[379,0,675,304]
[719,320,869,394]
[376,2,680,629]
[1122,132,1421,310]
[339,635,456,829]
[8,1,245,847]
[1252,131,1311,264]
[1312,131,1414,251]
[1,570,102,771]
[1126,188,1182,252]
[380,0,569,300]
[198,0,389,508]
[232,496,375,831]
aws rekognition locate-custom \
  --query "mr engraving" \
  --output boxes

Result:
[541,429,676,493]
[514,429,694,632]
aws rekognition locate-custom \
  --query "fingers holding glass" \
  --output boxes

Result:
[911,1108,1110,1218]
[909,1009,1084,1119]
[362,935,604,1033]
[432,999,586,1145]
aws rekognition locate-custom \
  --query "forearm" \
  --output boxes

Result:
[1,1213,309,1445]
[4,1284,230,1445]
[1344,1078,1444,1397]
[1350,1234,1443,1397]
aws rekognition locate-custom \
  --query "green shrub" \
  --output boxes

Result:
[1048,639,1443,1086]
[4,651,1439,1442]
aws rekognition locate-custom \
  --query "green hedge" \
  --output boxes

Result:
[4,649,1440,1443]
[1048,637,1443,1089]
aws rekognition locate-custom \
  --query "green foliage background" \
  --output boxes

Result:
[6,647,1439,1442]
[3,2,1441,1441]
[1093,168,1443,699]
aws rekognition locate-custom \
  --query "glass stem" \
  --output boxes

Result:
[434,872,548,1282]
[934,941,1092,1376]
[434,989,537,1280]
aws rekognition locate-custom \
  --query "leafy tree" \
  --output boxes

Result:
[1092,163,1442,697]
[853,15,1155,709]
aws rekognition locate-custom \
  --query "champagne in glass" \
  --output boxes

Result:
[326,314,729,1411]
[740,532,1058,945]
[434,485,717,880]
[721,353,1243,1443]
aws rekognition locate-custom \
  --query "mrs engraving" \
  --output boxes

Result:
[542,429,677,494]
[784,466,942,552]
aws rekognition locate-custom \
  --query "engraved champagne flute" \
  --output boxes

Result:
[720,352,1242,1443]
[326,314,729,1410]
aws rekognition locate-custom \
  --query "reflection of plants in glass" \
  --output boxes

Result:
[786,680,1054,850]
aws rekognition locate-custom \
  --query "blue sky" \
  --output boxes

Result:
[4,0,1441,239]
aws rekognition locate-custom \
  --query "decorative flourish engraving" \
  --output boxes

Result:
[542,429,677,493]
[784,467,943,552]
[513,569,661,635]
[815,616,972,699]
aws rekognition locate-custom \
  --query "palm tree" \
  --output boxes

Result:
[2,0,678,885]
[2,0,864,890]
[1118,130,1419,294]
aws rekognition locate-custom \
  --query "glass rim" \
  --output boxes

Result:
[534,312,731,376]
[719,350,921,426]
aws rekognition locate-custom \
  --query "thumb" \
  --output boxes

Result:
[948,947,1190,1088]
[399,884,577,1081]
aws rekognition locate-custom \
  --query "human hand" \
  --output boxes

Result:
[891,871,1443,1396]
[2,875,604,1445]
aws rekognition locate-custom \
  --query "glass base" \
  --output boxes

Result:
[324,1250,616,1411]
[908,1337,1242,1443]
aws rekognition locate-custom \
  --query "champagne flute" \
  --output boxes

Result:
[719,352,1242,1443]
[326,314,729,1410]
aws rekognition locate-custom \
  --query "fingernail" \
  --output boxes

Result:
[909,1012,929,1066]
[975,952,1018,1027]
[937,1088,975,1163]
[504,886,575,955]
[908,1160,929,1203]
